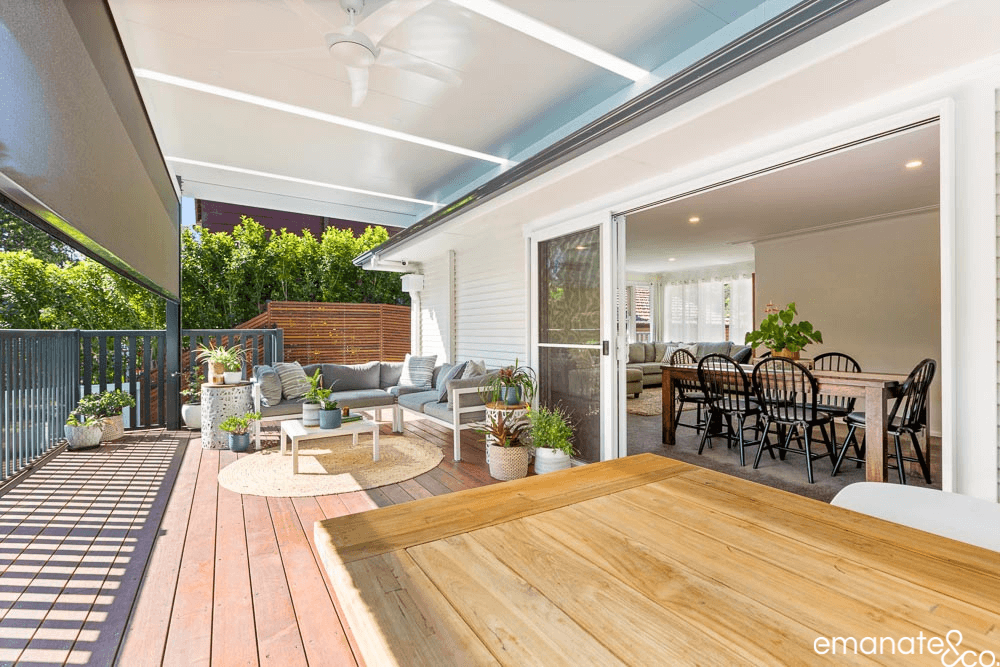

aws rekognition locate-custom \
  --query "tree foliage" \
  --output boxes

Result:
[0,207,77,265]
[180,217,407,328]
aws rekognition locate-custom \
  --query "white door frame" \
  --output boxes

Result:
[528,212,619,463]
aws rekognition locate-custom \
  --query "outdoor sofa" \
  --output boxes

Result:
[252,360,495,460]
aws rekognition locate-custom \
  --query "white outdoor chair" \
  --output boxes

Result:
[831,482,1000,552]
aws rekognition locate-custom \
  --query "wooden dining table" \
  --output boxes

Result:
[661,363,907,482]
[315,454,1000,666]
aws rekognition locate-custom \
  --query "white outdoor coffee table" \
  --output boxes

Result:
[279,418,379,474]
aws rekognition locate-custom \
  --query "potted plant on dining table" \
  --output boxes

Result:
[744,302,823,360]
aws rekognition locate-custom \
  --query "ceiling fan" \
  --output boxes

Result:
[266,0,461,107]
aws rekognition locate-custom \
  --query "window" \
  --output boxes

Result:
[664,275,753,343]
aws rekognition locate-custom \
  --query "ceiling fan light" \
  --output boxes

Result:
[325,32,379,67]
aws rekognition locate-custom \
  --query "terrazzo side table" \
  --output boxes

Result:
[201,382,253,449]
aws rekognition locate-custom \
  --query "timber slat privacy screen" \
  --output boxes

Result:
[238,302,410,365]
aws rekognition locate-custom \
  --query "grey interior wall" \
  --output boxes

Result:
[754,210,942,434]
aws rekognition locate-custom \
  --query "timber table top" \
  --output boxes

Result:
[314,454,1000,665]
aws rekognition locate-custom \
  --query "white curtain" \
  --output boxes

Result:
[664,283,699,341]
[697,281,725,341]
[729,277,754,346]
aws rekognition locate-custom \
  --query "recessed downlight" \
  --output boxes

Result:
[905,160,923,169]
[575,245,588,251]
[668,257,677,262]
[688,216,700,224]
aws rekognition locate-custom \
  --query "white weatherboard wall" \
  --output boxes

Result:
[413,224,527,369]
[755,211,942,435]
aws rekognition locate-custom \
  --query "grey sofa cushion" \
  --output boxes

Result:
[400,354,436,389]
[696,342,733,359]
[639,362,663,375]
[330,388,394,408]
[731,345,753,364]
[322,361,380,392]
[628,343,645,364]
[461,360,486,378]
[643,343,656,362]
[259,397,306,418]
[436,362,467,402]
[398,390,440,412]
[653,342,668,362]
[446,371,496,409]
[253,365,283,406]
[380,362,403,389]
[424,400,484,425]
[274,361,311,400]
[387,385,427,397]
[432,364,453,389]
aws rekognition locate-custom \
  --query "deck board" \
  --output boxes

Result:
[112,414,493,667]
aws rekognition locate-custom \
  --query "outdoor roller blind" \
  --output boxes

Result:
[0,1,179,300]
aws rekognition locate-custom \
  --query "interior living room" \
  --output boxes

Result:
[623,121,942,500]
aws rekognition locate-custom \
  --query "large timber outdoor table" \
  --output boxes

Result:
[661,363,906,482]
[314,454,1000,665]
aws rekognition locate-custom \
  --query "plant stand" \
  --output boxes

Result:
[484,402,528,464]
[202,382,253,450]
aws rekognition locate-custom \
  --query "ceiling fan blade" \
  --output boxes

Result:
[358,0,433,44]
[282,0,338,33]
[228,46,326,56]
[377,46,462,86]
[346,66,370,106]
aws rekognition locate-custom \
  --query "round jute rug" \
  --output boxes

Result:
[216,433,444,497]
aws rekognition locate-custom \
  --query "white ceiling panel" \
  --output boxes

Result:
[107,0,773,224]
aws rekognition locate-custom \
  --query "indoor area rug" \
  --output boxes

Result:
[216,433,443,497]
[627,388,663,416]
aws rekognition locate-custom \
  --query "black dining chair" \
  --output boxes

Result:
[831,358,936,484]
[670,347,708,434]
[752,357,835,484]
[697,354,764,466]
[813,352,862,447]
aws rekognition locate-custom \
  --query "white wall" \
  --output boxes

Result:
[413,224,527,368]
[755,210,942,434]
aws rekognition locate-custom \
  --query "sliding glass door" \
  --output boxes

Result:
[534,224,613,463]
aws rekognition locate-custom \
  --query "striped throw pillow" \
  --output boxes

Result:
[274,361,311,400]
[399,354,436,389]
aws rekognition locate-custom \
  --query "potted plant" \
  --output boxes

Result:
[528,405,575,474]
[301,369,326,426]
[180,369,205,430]
[195,342,245,384]
[64,412,103,451]
[219,411,260,453]
[744,302,823,360]
[75,389,136,442]
[474,412,530,481]
[314,387,341,430]
[480,359,537,406]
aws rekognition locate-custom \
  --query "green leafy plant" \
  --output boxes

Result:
[528,406,575,455]
[744,302,823,354]
[74,390,136,419]
[65,412,101,428]
[180,369,206,404]
[195,342,245,372]
[473,412,529,448]
[302,369,338,409]
[479,360,537,405]
[220,412,261,435]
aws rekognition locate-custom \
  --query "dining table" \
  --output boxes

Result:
[660,363,908,482]
[314,454,1000,665]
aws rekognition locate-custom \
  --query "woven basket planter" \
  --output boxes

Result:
[488,444,530,481]
[100,414,125,442]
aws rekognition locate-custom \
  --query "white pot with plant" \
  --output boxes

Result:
[528,405,575,474]
[180,369,205,430]
[195,342,245,385]
[64,412,103,451]
[475,412,530,481]
[302,369,326,426]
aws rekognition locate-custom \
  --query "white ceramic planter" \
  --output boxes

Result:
[533,448,571,474]
[223,371,243,384]
[302,402,320,426]
[65,424,103,451]
[181,403,202,430]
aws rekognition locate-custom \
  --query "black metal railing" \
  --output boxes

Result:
[0,331,78,479]
[0,328,283,482]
